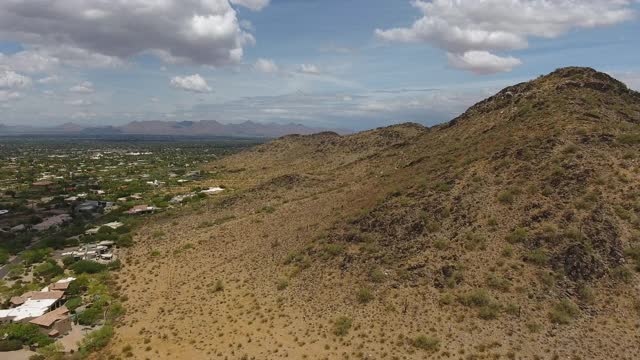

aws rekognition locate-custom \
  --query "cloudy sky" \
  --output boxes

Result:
[0,0,639,131]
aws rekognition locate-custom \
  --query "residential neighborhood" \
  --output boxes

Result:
[0,137,247,357]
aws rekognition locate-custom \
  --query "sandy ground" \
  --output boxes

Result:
[59,323,100,352]
[2,349,37,360]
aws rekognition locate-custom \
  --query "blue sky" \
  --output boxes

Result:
[0,0,638,130]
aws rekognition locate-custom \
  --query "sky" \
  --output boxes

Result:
[0,0,639,131]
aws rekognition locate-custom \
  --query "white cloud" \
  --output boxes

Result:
[38,75,61,84]
[298,64,321,75]
[376,0,635,74]
[254,58,279,73]
[70,81,95,94]
[0,90,22,102]
[65,99,93,106]
[447,51,522,74]
[0,0,269,67]
[230,0,270,11]
[170,74,212,93]
[0,70,32,89]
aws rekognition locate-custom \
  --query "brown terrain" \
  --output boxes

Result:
[103,67,640,359]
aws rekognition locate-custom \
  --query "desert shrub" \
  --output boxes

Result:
[501,245,514,257]
[618,133,640,145]
[577,284,595,303]
[276,278,289,291]
[34,260,64,279]
[425,221,441,233]
[0,339,23,352]
[549,299,580,324]
[65,297,82,312]
[79,325,113,355]
[612,266,633,283]
[62,256,77,267]
[369,268,385,283]
[464,232,486,251]
[78,306,102,326]
[413,335,439,351]
[486,274,511,292]
[433,238,449,250]
[497,190,515,204]
[116,234,134,247]
[0,323,52,347]
[70,260,107,274]
[478,303,501,320]
[333,316,352,336]
[21,248,51,266]
[323,243,344,257]
[356,287,373,304]
[459,288,491,307]
[506,227,527,244]
[525,249,549,266]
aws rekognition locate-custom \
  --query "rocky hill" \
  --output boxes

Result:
[107,67,640,359]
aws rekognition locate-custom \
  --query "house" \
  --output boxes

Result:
[32,180,54,187]
[85,221,124,235]
[127,205,157,215]
[0,291,65,323]
[33,214,72,231]
[0,209,8,216]
[75,200,115,215]
[29,306,71,337]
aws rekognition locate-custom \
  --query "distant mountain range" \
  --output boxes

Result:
[0,120,351,138]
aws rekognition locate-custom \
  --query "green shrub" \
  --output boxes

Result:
[79,325,113,355]
[276,278,289,291]
[34,260,64,279]
[459,288,491,307]
[413,335,439,351]
[323,243,344,257]
[78,306,102,326]
[549,299,580,324]
[333,316,352,336]
[213,280,224,292]
[497,190,515,204]
[525,249,549,266]
[506,227,527,244]
[62,256,77,267]
[486,274,511,292]
[65,297,82,312]
[0,339,23,352]
[369,268,385,283]
[0,323,52,347]
[70,260,107,274]
[356,287,373,304]
[612,266,633,283]
[478,303,501,320]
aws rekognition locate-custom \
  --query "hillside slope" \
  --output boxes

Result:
[107,67,640,360]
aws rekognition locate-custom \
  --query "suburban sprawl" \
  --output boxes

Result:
[0,135,261,358]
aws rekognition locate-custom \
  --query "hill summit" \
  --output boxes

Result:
[108,67,640,359]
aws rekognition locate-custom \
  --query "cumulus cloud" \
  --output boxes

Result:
[230,0,270,11]
[65,99,93,106]
[70,81,95,94]
[170,74,212,93]
[376,0,635,74]
[38,75,61,84]
[0,90,22,102]
[0,70,32,89]
[447,51,522,75]
[298,64,322,75]
[0,0,270,67]
[254,58,279,73]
